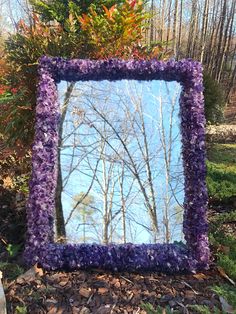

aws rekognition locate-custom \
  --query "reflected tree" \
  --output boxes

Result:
[59,81,184,244]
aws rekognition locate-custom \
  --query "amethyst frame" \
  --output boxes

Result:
[24,57,210,272]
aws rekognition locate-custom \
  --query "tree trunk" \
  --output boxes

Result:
[200,0,209,63]
[217,0,235,82]
[213,0,227,79]
[55,82,75,242]
[149,0,155,44]
[160,0,166,42]
[166,0,172,51]
[187,0,197,57]
[176,0,183,60]
[172,0,178,57]
[119,163,126,244]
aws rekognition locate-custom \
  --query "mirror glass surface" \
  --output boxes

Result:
[57,80,184,244]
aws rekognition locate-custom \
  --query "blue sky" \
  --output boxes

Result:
[58,79,185,244]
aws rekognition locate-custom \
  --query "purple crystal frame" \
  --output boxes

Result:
[24,57,210,272]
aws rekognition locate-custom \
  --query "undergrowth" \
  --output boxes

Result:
[207,143,236,202]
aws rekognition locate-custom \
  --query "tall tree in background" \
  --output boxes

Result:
[144,0,235,117]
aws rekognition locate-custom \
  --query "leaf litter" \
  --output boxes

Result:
[4,267,227,313]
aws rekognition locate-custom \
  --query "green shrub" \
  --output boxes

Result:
[203,72,226,124]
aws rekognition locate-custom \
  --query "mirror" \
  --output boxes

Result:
[57,80,184,244]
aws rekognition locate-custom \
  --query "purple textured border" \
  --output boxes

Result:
[24,57,210,272]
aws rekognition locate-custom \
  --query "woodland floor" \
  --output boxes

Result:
[4,265,231,314]
[2,99,236,314]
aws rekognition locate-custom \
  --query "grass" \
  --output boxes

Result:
[207,144,236,313]
[206,143,236,202]
[207,144,236,164]
[0,262,24,281]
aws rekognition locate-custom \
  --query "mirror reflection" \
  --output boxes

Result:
[56,80,184,244]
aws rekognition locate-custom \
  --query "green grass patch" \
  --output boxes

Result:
[0,262,24,281]
[207,144,236,164]
[207,144,236,201]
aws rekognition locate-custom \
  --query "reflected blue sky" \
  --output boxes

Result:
[58,80,184,244]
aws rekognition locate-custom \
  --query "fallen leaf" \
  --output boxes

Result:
[114,281,121,288]
[47,308,58,314]
[193,273,208,281]
[79,287,92,298]
[218,245,230,255]
[97,287,109,294]
[59,279,68,287]
[72,307,80,314]
[3,176,13,188]
[217,266,235,286]
[79,307,91,314]
[185,290,196,299]
[33,264,44,277]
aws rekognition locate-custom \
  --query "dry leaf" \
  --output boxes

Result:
[3,176,13,188]
[33,264,44,277]
[79,307,91,314]
[185,290,196,299]
[193,273,208,281]
[79,287,92,298]
[219,245,230,255]
[217,266,235,286]
[114,281,121,288]
[98,287,109,294]
[59,279,68,287]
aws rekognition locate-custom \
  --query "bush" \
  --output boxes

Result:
[203,72,226,124]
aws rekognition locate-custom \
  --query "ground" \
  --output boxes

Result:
[4,266,228,314]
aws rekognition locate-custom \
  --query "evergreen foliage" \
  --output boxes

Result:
[203,72,226,124]
[30,0,128,25]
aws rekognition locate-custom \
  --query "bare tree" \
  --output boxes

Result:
[55,82,75,241]
[172,0,179,56]
[58,80,185,244]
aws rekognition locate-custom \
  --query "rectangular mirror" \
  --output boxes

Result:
[58,80,184,244]
[25,57,209,273]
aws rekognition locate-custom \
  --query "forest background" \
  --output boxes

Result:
[0,0,236,313]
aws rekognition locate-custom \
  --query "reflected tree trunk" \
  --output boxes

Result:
[55,82,75,242]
